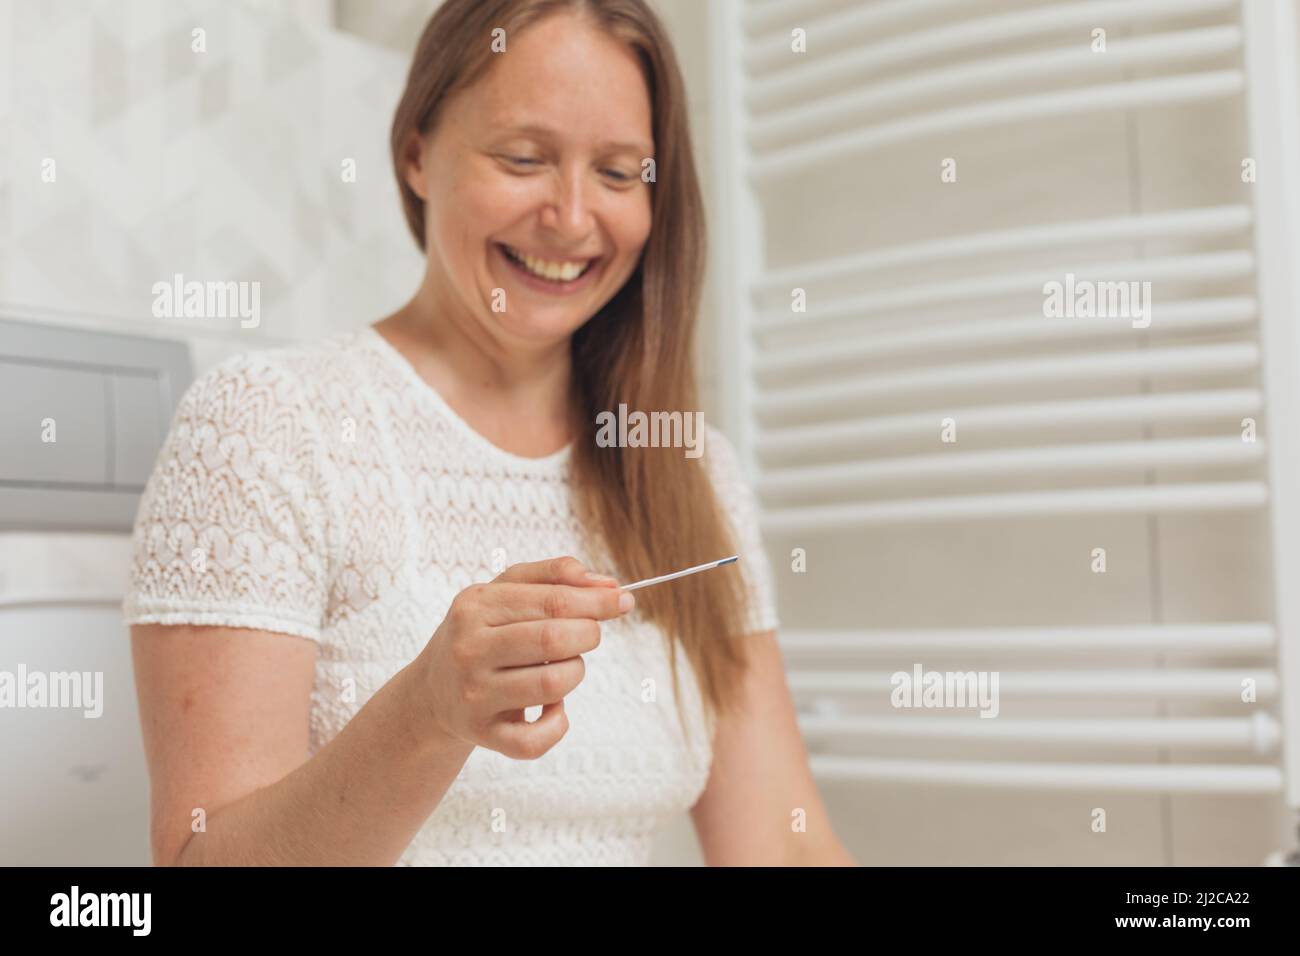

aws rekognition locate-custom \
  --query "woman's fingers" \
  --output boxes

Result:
[491,656,586,710]
[420,556,626,757]
[486,617,602,668]
[477,581,632,626]
[424,556,629,759]
[489,699,568,760]
[493,555,619,588]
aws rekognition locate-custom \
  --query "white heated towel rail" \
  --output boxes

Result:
[710,0,1300,822]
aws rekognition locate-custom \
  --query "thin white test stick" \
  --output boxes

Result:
[620,555,739,592]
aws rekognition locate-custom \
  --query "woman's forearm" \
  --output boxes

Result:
[786,836,857,867]
[171,663,473,866]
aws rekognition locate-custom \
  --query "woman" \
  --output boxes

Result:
[124,0,852,867]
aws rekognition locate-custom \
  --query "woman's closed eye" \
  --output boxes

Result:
[501,154,543,168]
[498,154,636,185]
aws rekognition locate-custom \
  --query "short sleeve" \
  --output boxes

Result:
[122,352,330,643]
[703,425,781,635]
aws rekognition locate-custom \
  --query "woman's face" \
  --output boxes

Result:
[405,12,655,348]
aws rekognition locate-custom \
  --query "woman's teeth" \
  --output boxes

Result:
[502,244,593,282]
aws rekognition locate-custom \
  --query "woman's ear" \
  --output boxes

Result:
[402,130,429,201]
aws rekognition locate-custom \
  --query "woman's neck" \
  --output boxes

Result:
[375,275,578,458]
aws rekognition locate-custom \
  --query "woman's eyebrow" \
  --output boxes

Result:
[498,122,652,155]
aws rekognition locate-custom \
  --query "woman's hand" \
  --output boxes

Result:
[409,556,633,759]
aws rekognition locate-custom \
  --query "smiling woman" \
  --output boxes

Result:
[389,1,657,346]
[123,0,852,868]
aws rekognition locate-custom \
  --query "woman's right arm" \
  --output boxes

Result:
[132,621,469,867]
[132,556,631,867]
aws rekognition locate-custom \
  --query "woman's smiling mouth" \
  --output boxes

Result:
[495,242,602,294]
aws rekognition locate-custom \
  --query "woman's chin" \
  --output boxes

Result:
[488,307,594,345]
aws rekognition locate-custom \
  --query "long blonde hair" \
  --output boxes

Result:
[391,0,754,728]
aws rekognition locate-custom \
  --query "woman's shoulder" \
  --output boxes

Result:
[156,329,383,500]
[125,332,366,642]
[196,327,367,388]
[180,328,372,423]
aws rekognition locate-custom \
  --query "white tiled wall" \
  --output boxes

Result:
[0,0,423,621]
[0,0,423,371]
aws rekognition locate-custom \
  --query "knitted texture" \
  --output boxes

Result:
[123,326,780,866]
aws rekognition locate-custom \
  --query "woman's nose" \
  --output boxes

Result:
[538,169,595,240]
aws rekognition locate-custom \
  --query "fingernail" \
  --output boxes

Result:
[618,591,635,612]
[586,571,617,583]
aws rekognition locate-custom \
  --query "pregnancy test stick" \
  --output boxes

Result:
[621,555,738,592]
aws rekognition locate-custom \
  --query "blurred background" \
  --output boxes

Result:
[3,0,1300,866]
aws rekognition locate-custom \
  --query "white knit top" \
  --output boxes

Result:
[122,325,780,866]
